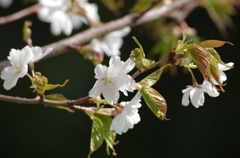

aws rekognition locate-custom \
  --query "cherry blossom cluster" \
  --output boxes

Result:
[0,1,235,156]
[182,63,233,108]
[1,46,52,90]
[38,0,131,57]
[38,0,100,36]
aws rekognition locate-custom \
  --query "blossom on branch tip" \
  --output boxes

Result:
[90,27,131,57]
[182,80,219,108]
[38,0,99,36]
[211,62,234,85]
[88,56,136,104]
[110,91,142,135]
[0,46,52,90]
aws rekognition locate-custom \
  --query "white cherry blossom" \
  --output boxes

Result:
[38,0,99,36]
[1,46,52,90]
[110,91,142,135]
[211,62,234,85]
[89,56,136,104]
[182,80,219,108]
[90,27,131,57]
[0,0,13,8]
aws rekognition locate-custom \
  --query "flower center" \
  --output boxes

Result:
[103,77,112,84]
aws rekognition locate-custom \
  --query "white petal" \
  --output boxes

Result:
[30,46,42,61]
[94,64,107,79]
[109,56,121,67]
[50,11,66,36]
[219,71,227,83]
[1,67,21,90]
[218,62,234,71]
[198,92,205,106]
[31,46,52,62]
[122,58,135,73]
[210,75,219,85]
[129,91,142,108]
[182,87,191,106]
[39,0,64,7]
[130,111,141,124]
[107,27,131,38]
[102,84,119,104]
[38,8,53,23]
[51,18,62,36]
[190,88,203,108]
[69,13,84,29]
[62,14,73,36]
[110,115,122,134]
[118,74,136,93]
[84,3,100,22]
[201,80,219,97]
[18,64,28,78]
[88,79,104,97]
[18,46,33,65]
[90,39,104,54]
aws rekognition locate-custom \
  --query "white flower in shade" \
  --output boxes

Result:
[1,46,33,90]
[211,62,234,85]
[89,56,136,104]
[90,27,131,57]
[182,80,219,108]
[0,0,13,8]
[110,91,142,135]
[38,0,99,36]
[1,46,52,90]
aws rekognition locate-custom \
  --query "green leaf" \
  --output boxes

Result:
[44,94,74,113]
[132,37,145,57]
[198,40,233,48]
[41,79,69,90]
[130,37,155,68]
[140,58,155,68]
[87,114,116,157]
[186,43,210,75]
[141,87,167,120]
[45,94,67,101]
[94,114,116,156]
[141,65,169,87]
[88,115,104,158]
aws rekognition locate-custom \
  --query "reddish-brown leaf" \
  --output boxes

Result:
[198,40,233,48]
[187,44,210,75]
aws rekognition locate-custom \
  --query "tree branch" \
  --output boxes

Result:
[0,94,90,106]
[0,94,117,115]
[0,0,198,72]
[0,4,41,25]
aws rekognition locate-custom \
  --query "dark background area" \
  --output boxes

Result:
[0,1,240,158]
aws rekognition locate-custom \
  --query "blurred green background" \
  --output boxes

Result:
[0,1,240,158]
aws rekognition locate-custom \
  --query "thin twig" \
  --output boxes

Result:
[132,52,173,79]
[0,94,90,106]
[0,3,41,25]
[0,94,118,115]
